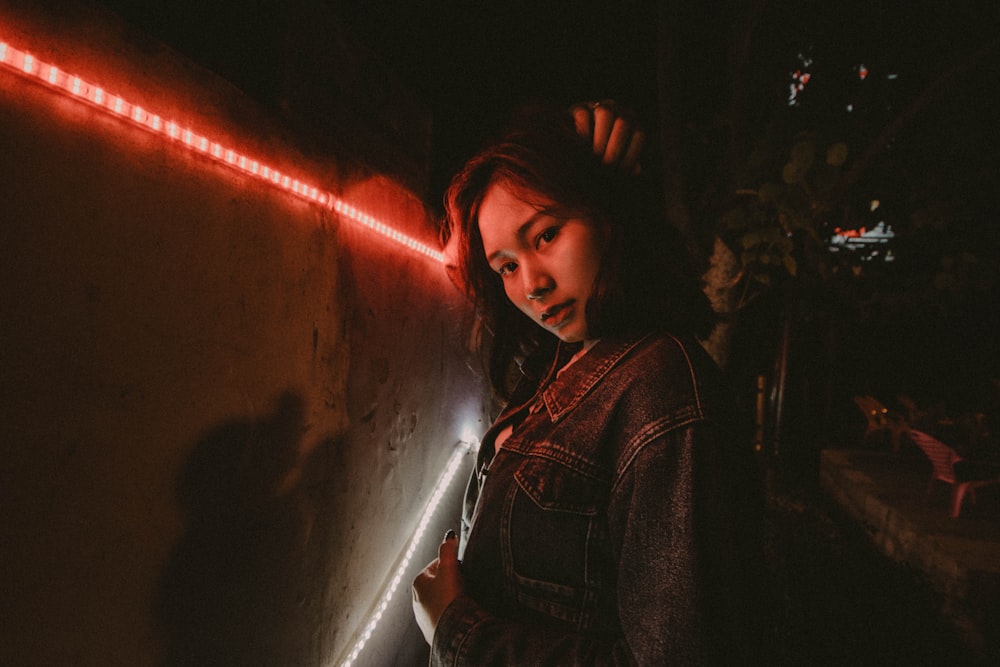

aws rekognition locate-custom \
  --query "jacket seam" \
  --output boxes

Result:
[612,414,706,493]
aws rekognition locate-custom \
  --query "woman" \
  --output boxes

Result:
[414,104,768,665]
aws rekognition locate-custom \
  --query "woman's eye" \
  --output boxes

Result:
[537,226,559,247]
[498,261,517,276]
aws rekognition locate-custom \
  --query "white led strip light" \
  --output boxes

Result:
[0,37,444,263]
[339,436,477,667]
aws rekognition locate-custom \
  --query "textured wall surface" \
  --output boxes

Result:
[0,2,489,665]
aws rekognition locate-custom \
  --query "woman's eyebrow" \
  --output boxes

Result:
[485,211,548,263]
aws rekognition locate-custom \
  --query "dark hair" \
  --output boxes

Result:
[445,104,715,400]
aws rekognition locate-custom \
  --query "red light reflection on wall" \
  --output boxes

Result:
[0,37,444,263]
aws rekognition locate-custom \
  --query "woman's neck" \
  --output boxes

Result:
[558,338,599,376]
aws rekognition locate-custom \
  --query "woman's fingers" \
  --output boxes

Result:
[438,528,458,559]
[620,127,647,173]
[570,100,644,172]
[435,529,461,582]
[603,115,634,165]
[571,104,594,142]
[411,530,463,645]
[591,103,615,157]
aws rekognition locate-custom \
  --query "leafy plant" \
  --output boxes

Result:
[720,133,850,307]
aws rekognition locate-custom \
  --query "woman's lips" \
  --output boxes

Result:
[540,300,574,328]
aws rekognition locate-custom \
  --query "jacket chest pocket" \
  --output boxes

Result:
[503,456,608,626]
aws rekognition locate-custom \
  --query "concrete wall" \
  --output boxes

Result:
[0,2,490,665]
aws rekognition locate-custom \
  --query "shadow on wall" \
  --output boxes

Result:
[155,391,337,666]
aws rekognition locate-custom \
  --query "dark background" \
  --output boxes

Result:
[102,0,1000,213]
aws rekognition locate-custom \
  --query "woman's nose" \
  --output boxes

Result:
[522,263,554,301]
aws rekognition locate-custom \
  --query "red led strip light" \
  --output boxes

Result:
[0,38,444,263]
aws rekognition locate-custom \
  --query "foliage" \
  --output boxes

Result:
[718,132,850,308]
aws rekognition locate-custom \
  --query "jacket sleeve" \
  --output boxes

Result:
[429,420,762,666]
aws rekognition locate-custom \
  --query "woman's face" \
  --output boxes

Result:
[477,182,605,344]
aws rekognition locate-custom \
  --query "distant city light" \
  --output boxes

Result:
[788,53,813,106]
[828,221,896,262]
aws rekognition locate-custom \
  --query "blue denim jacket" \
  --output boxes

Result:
[431,333,768,666]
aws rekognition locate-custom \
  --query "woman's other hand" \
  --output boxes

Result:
[412,530,464,645]
[570,100,646,173]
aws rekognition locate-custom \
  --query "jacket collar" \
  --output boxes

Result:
[539,335,649,421]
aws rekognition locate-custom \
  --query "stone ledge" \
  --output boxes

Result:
[820,448,1000,661]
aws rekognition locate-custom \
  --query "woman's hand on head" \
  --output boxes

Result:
[412,530,464,645]
[570,100,646,174]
